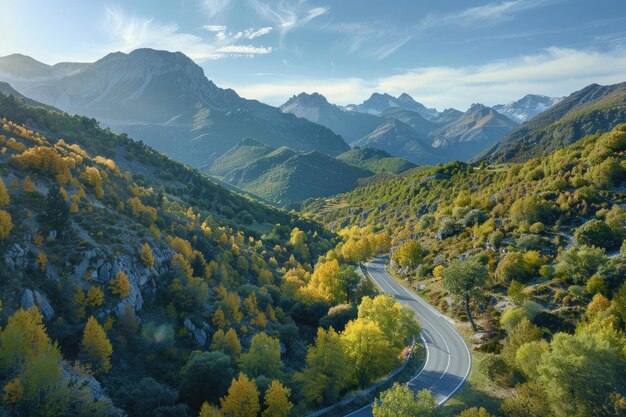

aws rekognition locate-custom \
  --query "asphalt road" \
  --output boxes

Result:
[345,256,472,417]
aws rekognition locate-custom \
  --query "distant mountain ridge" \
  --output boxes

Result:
[281,92,515,163]
[428,103,519,159]
[493,94,562,123]
[208,139,374,205]
[352,119,445,165]
[344,92,439,120]
[280,92,382,142]
[477,81,626,163]
[0,49,349,168]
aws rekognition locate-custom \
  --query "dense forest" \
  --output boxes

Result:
[0,93,422,417]
[304,124,626,416]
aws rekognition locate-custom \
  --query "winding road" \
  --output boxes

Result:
[345,256,472,417]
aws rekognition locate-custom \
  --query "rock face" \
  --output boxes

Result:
[21,289,55,321]
[74,244,173,315]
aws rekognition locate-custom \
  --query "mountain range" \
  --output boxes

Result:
[281,92,521,163]
[493,94,563,123]
[477,81,626,163]
[0,49,349,168]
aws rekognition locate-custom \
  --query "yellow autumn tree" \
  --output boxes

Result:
[220,373,260,417]
[79,316,113,373]
[140,242,155,268]
[0,178,9,206]
[0,210,13,239]
[36,251,47,272]
[22,176,35,193]
[86,286,104,307]
[199,402,223,417]
[262,380,293,417]
[2,377,23,404]
[109,271,131,298]
[211,328,241,357]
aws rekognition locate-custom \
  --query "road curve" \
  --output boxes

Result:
[345,256,472,417]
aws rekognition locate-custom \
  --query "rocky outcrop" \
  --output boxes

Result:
[20,289,55,321]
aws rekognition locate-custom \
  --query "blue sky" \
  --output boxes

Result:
[1,0,626,109]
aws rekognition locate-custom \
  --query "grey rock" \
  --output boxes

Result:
[21,289,55,320]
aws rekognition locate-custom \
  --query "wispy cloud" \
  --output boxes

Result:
[247,0,329,43]
[202,0,231,18]
[204,25,228,32]
[229,46,626,109]
[103,5,273,60]
[418,0,560,30]
[215,45,272,55]
[234,27,273,40]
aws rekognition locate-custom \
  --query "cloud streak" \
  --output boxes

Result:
[103,5,272,60]
[229,46,626,109]
[418,0,560,30]
[247,0,328,43]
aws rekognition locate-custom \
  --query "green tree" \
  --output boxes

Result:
[574,219,620,250]
[296,327,351,406]
[372,384,435,417]
[391,240,423,268]
[442,257,488,331]
[457,407,496,417]
[239,332,282,379]
[179,351,234,409]
[501,383,551,417]
[501,319,543,365]
[538,331,626,417]
[337,265,360,303]
[555,246,607,284]
[39,184,70,235]
[515,340,549,380]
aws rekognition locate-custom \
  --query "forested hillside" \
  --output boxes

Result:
[304,124,626,416]
[0,93,420,417]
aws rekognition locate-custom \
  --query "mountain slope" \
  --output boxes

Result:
[0,81,55,109]
[0,49,349,167]
[337,147,416,174]
[352,119,445,165]
[207,138,274,177]
[380,107,439,138]
[478,82,626,163]
[493,94,562,123]
[0,91,340,416]
[428,103,518,160]
[280,92,382,142]
[211,142,373,205]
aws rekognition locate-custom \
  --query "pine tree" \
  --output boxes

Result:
[0,178,9,206]
[0,210,13,239]
[262,380,293,417]
[80,316,113,373]
[140,242,155,268]
[199,402,223,417]
[109,271,131,298]
[40,184,70,234]
[22,176,35,193]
